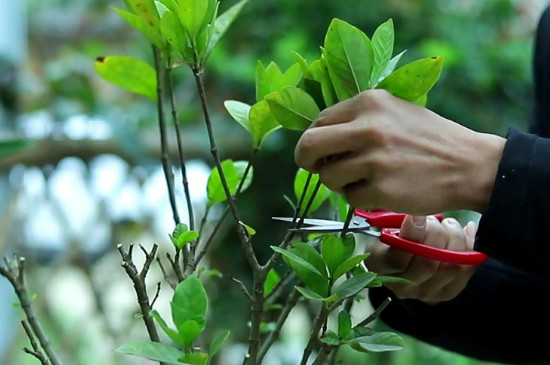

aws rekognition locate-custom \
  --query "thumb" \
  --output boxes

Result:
[399,215,427,243]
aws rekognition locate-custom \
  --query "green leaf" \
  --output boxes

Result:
[349,332,404,353]
[321,235,347,277]
[376,50,406,88]
[95,56,157,101]
[295,286,325,301]
[205,0,248,60]
[265,86,319,131]
[333,254,370,281]
[239,221,256,236]
[123,0,159,26]
[178,320,203,349]
[368,275,414,288]
[293,169,330,215]
[0,139,31,158]
[206,160,253,206]
[263,268,280,297]
[115,8,164,48]
[271,246,328,297]
[177,0,211,40]
[377,56,443,102]
[307,57,337,107]
[256,62,303,102]
[170,223,199,249]
[178,352,209,365]
[149,310,185,347]
[370,19,394,87]
[290,241,328,279]
[159,9,190,61]
[116,341,186,364]
[338,310,352,339]
[155,0,178,14]
[172,275,207,330]
[321,330,341,346]
[324,18,373,100]
[224,100,252,135]
[209,329,230,358]
[249,99,281,148]
[332,272,377,301]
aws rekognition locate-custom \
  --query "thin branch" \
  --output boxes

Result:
[152,45,180,226]
[258,288,300,362]
[21,320,50,365]
[356,297,392,327]
[117,244,167,365]
[232,278,253,302]
[150,282,162,308]
[300,303,329,365]
[156,257,176,290]
[0,256,63,365]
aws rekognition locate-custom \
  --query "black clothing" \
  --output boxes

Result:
[369,6,550,365]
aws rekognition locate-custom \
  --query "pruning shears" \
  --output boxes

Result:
[273,209,488,266]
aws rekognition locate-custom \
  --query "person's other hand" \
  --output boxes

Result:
[364,215,477,304]
[294,89,506,215]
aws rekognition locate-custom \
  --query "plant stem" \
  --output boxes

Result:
[301,303,330,365]
[152,46,180,226]
[0,256,63,365]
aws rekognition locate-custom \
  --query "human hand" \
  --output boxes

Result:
[364,215,477,304]
[294,89,506,215]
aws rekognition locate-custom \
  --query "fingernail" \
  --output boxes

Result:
[443,218,459,227]
[465,221,477,239]
[412,215,426,227]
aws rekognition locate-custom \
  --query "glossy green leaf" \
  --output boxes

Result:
[123,0,159,25]
[295,286,325,301]
[94,56,157,101]
[155,0,178,14]
[239,221,256,236]
[293,169,330,215]
[178,352,209,365]
[271,246,328,297]
[349,332,405,353]
[205,0,248,60]
[116,341,186,364]
[207,160,253,206]
[263,268,280,297]
[0,139,31,158]
[290,241,328,279]
[115,8,164,48]
[149,310,185,347]
[376,50,406,86]
[224,100,252,135]
[172,275,207,330]
[249,99,281,148]
[321,235,347,276]
[266,87,319,131]
[332,272,376,301]
[324,18,373,100]
[256,61,303,102]
[333,253,370,281]
[377,56,443,102]
[338,310,352,339]
[370,19,394,87]
[368,275,413,288]
[159,9,190,61]
[209,329,230,357]
[178,320,203,349]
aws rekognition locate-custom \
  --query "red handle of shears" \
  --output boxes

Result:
[354,209,488,266]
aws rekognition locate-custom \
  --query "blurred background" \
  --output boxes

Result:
[0,0,547,364]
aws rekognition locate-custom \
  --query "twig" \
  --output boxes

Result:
[156,257,176,290]
[152,45,180,226]
[258,289,300,362]
[356,297,392,327]
[300,303,329,365]
[232,278,253,302]
[0,256,63,365]
[21,320,50,365]
[150,282,162,308]
[311,344,333,365]
[117,244,167,365]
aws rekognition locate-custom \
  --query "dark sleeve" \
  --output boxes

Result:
[475,128,550,281]
[368,259,549,365]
